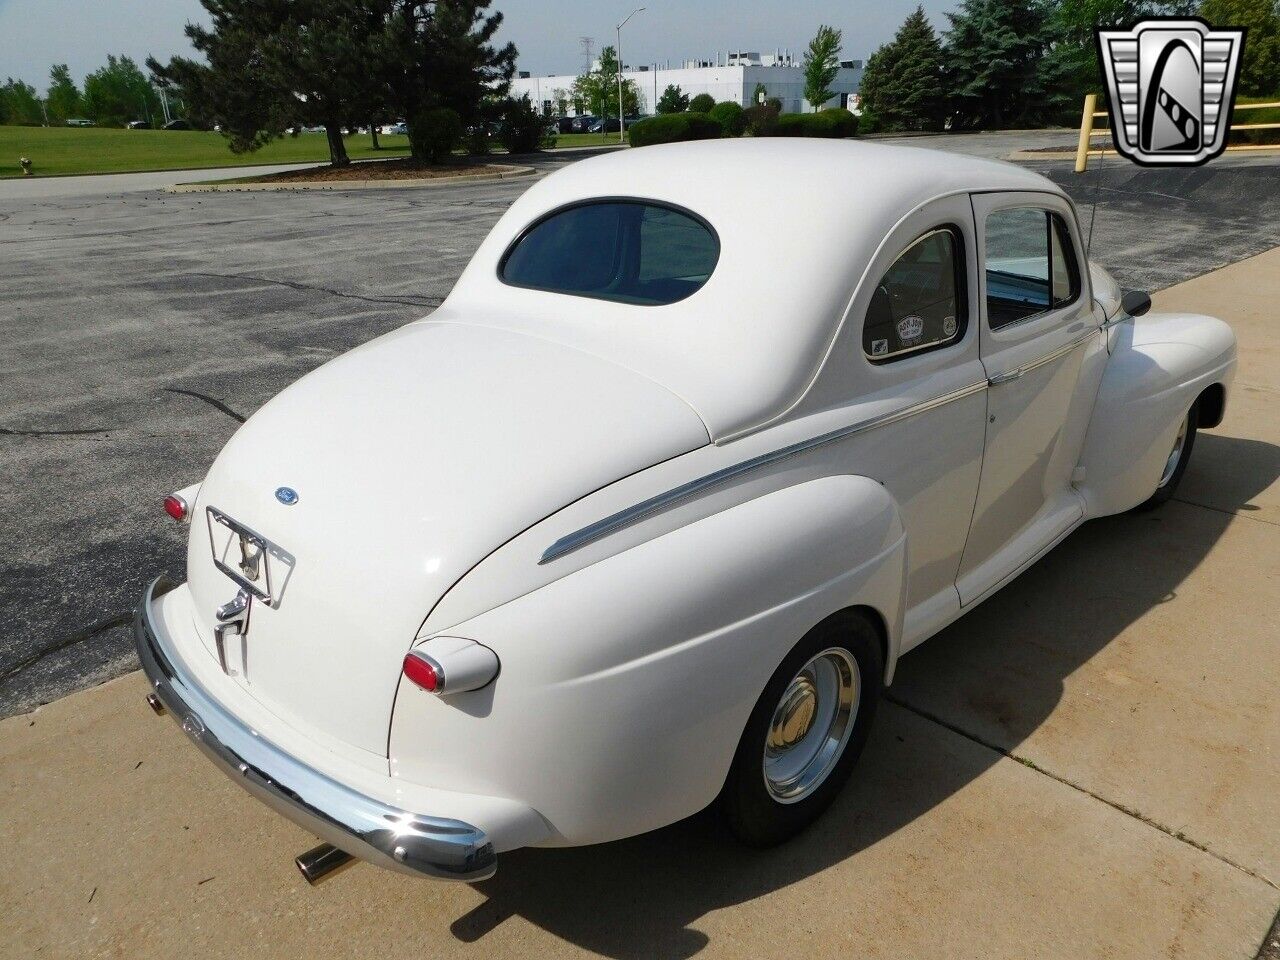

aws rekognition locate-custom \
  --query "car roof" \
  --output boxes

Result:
[438,138,1066,441]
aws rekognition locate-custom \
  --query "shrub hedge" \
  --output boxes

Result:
[628,112,723,147]
[498,95,556,153]
[688,93,716,113]
[768,108,859,138]
[708,101,747,137]
[409,107,462,163]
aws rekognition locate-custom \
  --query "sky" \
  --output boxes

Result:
[0,0,956,90]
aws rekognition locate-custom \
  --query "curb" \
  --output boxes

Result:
[1007,145,1280,162]
[167,164,535,193]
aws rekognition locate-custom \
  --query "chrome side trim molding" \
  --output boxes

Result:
[539,380,989,564]
[987,328,1099,386]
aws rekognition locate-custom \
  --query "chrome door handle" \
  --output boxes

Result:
[988,369,1023,386]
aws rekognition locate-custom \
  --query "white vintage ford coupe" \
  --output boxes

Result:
[137,139,1236,884]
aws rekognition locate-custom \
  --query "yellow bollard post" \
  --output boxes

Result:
[1075,93,1097,174]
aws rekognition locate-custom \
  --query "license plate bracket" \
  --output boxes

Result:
[205,506,295,607]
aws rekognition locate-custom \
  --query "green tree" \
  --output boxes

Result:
[688,92,716,112]
[859,6,947,131]
[46,65,82,122]
[0,78,43,125]
[376,0,517,150]
[802,24,842,110]
[1200,0,1280,95]
[83,55,161,126]
[151,0,390,165]
[657,83,689,113]
[944,0,1049,129]
[571,46,641,120]
[1039,0,1195,121]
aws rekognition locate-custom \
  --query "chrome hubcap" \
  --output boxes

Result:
[1158,416,1189,488]
[763,648,859,804]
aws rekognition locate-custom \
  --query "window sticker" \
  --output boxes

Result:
[896,315,925,345]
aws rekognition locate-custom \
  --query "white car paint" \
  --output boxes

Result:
[149,139,1236,868]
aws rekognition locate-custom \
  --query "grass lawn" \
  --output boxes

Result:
[0,124,628,179]
[553,132,627,149]
[0,126,410,178]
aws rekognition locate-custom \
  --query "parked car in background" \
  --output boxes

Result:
[588,116,647,133]
[553,116,577,134]
[571,115,597,133]
[126,120,151,130]
[382,121,408,136]
[162,119,192,131]
[64,118,94,127]
[137,140,1235,886]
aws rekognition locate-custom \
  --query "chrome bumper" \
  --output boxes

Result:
[133,576,496,882]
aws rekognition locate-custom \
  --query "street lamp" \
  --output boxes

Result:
[616,6,645,142]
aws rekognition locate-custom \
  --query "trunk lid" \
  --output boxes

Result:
[186,321,708,756]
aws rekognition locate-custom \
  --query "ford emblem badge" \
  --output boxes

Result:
[275,486,299,506]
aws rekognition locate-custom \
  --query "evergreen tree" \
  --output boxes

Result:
[376,0,517,145]
[0,79,42,125]
[803,24,843,110]
[1040,0,1195,123]
[688,92,716,112]
[83,56,160,126]
[150,0,389,165]
[944,0,1050,129]
[859,7,946,131]
[1200,0,1280,95]
[46,65,82,122]
[657,84,689,113]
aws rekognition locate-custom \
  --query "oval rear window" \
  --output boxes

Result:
[500,201,719,306]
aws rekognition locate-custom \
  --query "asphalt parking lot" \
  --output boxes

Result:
[2,133,1278,958]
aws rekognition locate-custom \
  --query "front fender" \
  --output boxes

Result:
[388,475,906,847]
[1078,312,1236,517]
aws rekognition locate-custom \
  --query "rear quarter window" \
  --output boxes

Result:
[500,200,719,306]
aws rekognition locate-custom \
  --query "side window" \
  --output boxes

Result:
[863,227,965,362]
[985,207,1080,329]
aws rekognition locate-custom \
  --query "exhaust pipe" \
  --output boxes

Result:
[295,843,354,885]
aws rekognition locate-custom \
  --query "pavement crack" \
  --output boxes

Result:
[163,388,247,424]
[885,692,1279,891]
[0,611,132,683]
[185,270,442,309]
[1172,495,1279,527]
[0,426,110,437]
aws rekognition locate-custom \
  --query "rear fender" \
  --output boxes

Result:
[389,475,906,847]
[1078,312,1236,517]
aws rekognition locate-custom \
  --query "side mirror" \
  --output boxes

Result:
[1121,289,1152,317]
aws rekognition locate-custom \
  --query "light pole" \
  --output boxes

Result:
[616,6,645,142]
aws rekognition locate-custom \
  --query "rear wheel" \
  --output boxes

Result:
[721,612,882,847]
[1133,403,1198,511]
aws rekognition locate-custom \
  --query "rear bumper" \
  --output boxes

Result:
[134,576,497,882]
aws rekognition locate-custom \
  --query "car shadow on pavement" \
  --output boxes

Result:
[450,433,1278,960]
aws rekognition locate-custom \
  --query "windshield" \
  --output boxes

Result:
[500,200,719,306]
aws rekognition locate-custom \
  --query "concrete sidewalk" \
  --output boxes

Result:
[2,249,1278,960]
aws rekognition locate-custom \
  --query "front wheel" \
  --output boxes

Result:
[1133,403,1198,512]
[720,612,882,847]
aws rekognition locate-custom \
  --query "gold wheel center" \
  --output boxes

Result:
[768,676,818,750]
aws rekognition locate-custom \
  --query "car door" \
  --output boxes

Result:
[957,192,1106,605]
[799,193,987,651]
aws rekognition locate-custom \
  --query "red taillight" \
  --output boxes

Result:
[163,494,188,522]
[402,652,440,692]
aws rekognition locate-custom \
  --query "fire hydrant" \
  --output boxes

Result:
[19,156,32,176]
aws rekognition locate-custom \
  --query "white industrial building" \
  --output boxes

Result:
[511,50,864,117]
